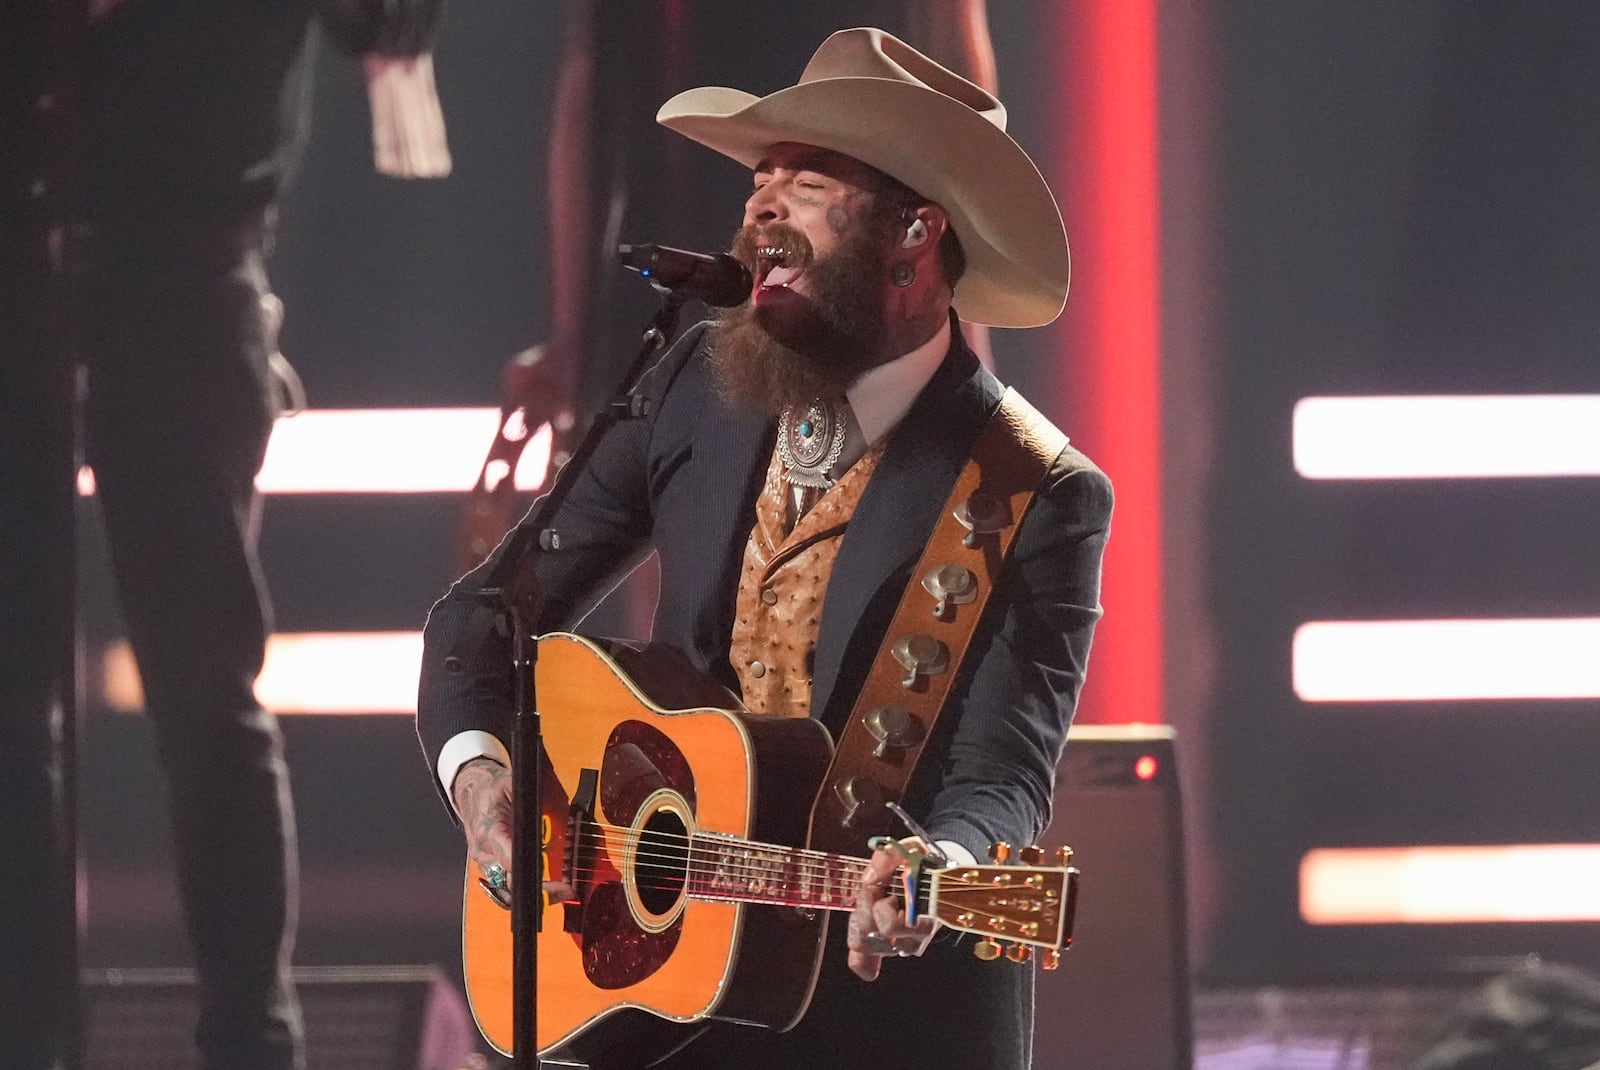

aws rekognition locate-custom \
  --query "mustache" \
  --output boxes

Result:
[729,223,816,276]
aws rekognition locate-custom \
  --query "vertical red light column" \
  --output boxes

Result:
[1048,1,1163,725]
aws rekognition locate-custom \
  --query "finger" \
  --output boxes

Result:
[892,916,937,957]
[862,848,898,883]
[871,895,904,937]
[846,911,884,980]
[543,880,576,904]
[845,909,872,952]
[863,931,897,956]
[472,852,511,887]
[856,851,898,913]
[848,947,881,982]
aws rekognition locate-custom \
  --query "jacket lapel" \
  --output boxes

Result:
[669,372,774,690]
[810,326,1001,726]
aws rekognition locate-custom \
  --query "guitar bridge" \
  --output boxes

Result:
[563,767,600,933]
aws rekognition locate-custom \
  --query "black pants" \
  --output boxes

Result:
[0,215,303,1070]
[653,923,1035,1070]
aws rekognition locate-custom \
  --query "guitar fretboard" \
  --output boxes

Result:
[686,834,873,912]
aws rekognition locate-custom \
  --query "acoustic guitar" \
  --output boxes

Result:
[461,631,1079,1066]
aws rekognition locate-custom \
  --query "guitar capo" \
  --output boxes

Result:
[867,802,949,926]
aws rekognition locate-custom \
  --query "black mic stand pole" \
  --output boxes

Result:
[471,287,692,1070]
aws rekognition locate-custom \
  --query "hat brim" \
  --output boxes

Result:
[658,78,1069,329]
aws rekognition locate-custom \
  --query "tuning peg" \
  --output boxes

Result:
[1020,844,1044,866]
[973,938,1003,961]
[988,842,1013,863]
[1042,949,1061,971]
[1055,845,1074,867]
[1006,943,1032,964]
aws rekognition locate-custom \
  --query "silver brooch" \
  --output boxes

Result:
[777,398,848,489]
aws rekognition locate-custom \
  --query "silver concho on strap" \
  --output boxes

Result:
[778,398,848,489]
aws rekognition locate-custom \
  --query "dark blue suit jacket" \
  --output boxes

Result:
[417,315,1111,860]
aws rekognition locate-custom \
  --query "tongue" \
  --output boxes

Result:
[762,264,801,288]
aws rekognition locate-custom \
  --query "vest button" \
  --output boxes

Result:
[760,588,779,605]
[749,660,767,678]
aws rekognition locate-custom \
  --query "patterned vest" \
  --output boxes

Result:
[728,441,887,717]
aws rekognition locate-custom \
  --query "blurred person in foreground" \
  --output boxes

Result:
[1,2,448,1068]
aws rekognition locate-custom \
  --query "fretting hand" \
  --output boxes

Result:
[846,842,937,981]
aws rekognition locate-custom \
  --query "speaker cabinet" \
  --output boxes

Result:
[83,965,480,1070]
[1032,725,1193,1070]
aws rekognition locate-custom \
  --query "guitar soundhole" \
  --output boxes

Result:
[636,807,689,916]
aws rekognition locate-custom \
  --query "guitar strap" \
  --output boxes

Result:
[806,388,1070,855]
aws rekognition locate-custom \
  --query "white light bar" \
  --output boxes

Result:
[1302,845,1600,924]
[1294,395,1600,479]
[259,408,553,493]
[1294,618,1600,701]
[80,408,553,495]
[104,632,423,715]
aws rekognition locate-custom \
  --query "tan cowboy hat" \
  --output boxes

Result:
[657,27,1070,329]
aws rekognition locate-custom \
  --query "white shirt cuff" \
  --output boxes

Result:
[935,840,977,867]
[437,730,511,819]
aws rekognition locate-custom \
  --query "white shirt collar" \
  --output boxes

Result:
[845,315,952,447]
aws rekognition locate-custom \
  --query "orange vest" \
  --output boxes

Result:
[728,442,886,717]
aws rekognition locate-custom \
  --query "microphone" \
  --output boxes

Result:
[617,243,752,307]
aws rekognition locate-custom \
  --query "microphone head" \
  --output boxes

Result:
[617,243,752,307]
[695,254,753,308]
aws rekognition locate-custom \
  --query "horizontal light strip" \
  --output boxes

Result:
[1294,618,1600,701]
[1294,395,1600,479]
[104,632,423,715]
[79,408,553,495]
[1302,845,1600,923]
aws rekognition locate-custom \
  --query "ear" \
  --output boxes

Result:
[899,203,950,256]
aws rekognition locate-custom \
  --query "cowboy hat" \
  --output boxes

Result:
[656,27,1069,328]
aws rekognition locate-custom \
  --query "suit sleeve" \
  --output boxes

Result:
[414,324,708,804]
[921,453,1113,856]
[314,0,441,56]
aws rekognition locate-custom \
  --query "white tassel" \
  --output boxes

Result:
[364,53,453,179]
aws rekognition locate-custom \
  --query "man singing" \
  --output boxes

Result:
[417,27,1110,1069]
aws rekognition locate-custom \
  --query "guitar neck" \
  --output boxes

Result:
[575,821,1071,952]
[686,833,887,913]
[679,833,1075,954]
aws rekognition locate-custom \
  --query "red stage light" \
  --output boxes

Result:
[1134,755,1159,781]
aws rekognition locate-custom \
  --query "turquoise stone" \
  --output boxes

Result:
[799,420,814,437]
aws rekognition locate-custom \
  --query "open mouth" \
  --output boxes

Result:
[755,243,803,290]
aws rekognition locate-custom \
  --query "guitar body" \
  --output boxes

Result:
[461,632,836,1067]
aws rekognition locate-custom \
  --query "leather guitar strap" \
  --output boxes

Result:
[807,388,1071,855]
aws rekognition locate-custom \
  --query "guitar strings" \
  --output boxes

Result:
[567,838,875,891]
[530,850,1048,928]
[565,819,1045,892]
[529,860,1028,931]
[545,861,1022,909]
[570,820,875,880]
[567,816,1008,884]
[569,830,937,894]
[535,824,1030,917]
[493,819,1056,937]
[564,822,1041,897]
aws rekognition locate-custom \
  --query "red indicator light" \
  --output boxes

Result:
[1134,755,1159,781]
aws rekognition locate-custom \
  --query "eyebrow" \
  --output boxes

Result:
[753,149,838,176]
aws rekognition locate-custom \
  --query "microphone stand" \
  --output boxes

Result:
[471,286,693,1070]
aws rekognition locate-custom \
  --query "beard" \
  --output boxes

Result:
[708,222,889,415]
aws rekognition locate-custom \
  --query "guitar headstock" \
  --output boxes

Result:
[928,843,1079,969]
